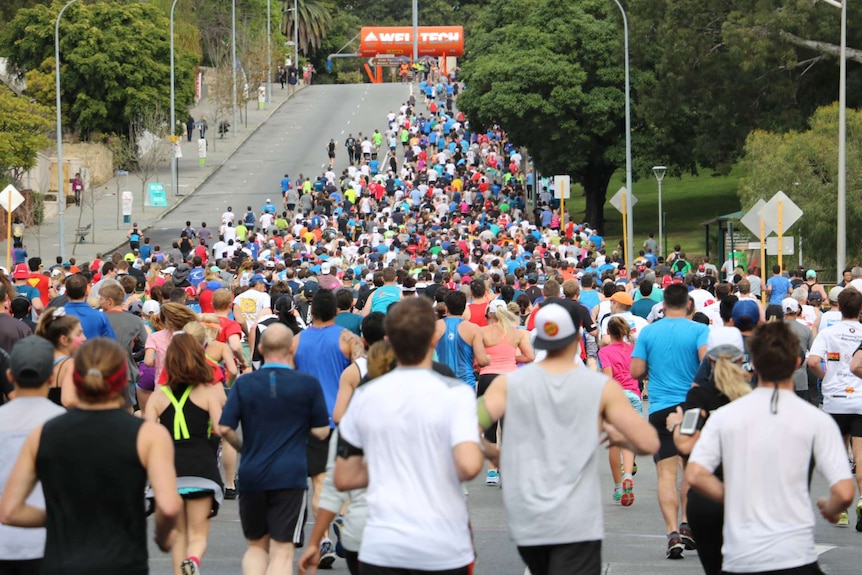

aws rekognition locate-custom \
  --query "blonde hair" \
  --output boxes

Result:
[366,340,397,380]
[712,355,752,402]
[198,313,221,343]
[489,305,518,334]
[182,320,207,346]
[159,302,198,331]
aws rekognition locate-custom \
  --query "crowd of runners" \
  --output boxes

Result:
[0,79,860,575]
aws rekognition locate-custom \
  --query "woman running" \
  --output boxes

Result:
[597,316,642,506]
[477,300,534,485]
[145,303,199,387]
[0,338,182,574]
[146,333,225,575]
[34,306,85,408]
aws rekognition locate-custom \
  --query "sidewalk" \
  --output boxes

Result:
[2,84,304,266]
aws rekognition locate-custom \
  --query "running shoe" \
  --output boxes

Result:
[224,488,237,500]
[679,522,696,550]
[620,477,634,507]
[319,540,336,569]
[485,470,500,486]
[857,499,862,532]
[633,460,638,475]
[332,515,346,559]
[838,511,850,527]
[180,559,199,575]
[666,532,684,559]
[612,487,622,502]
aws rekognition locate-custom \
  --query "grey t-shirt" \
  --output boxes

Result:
[105,311,148,382]
[785,319,814,391]
[0,397,66,560]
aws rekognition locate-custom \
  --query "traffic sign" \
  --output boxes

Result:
[739,199,773,238]
[758,191,803,235]
[609,187,637,214]
[0,184,24,213]
[554,175,570,200]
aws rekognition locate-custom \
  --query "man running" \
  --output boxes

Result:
[630,283,709,559]
[435,290,489,388]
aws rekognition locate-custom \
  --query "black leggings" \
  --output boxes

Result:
[687,489,724,575]
[477,373,503,443]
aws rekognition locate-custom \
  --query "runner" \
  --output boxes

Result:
[435,290,489,389]
[34,307,85,407]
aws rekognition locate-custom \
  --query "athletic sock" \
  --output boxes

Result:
[613,482,622,491]
[189,556,200,567]
[622,473,634,481]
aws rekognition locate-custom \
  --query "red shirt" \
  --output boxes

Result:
[27,273,50,304]
[199,289,215,314]
[216,316,243,344]
[194,245,208,265]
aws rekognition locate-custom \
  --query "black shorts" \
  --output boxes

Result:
[239,488,307,544]
[649,405,681,462]
[0,559,43,575]
[518,540,601,575]
[359,564,471,575]
[830,413,862,437]
[307,429,332,477]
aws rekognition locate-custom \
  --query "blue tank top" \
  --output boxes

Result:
[435,317,476,387]
[295,324,350,426]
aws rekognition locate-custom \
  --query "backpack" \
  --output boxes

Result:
[12,223,24,238]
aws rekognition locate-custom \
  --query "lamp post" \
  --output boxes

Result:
[652,165,667,256]
[170,0,179,196]
[822,0,846,281]
[231,0,237,136]
[611,0,634,272]
[266,0,271,103]
[412,0,418,63]
[294,0,299,75]
[55,0,80,261]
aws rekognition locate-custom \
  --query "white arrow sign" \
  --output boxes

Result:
[0,184,24,213]
[739,199,772,238]
[609,186,637,214]
[758,190,803,236]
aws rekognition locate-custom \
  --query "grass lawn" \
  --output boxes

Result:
[563,168,742,259]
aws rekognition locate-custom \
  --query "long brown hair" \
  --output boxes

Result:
[164,333,212,390]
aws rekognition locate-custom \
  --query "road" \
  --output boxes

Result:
[141,84,862,573]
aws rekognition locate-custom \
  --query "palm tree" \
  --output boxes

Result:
[282,0,332,56]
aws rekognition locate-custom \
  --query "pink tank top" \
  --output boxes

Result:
[479,338,518,375]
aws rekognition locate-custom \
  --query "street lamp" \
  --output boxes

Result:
[652,165,667,256]
[170,0,179,196]
[266,0,271,103]
[611,0,634,273]
[231,0,237,136]
[294,0,299,74]
[55,0,80,261]
[822,0,846,281]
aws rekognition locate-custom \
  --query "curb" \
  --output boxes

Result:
[103,86,305,256]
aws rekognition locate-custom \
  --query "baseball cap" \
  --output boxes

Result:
[532,299,581,351]
[127,300,143,316]
[829,286,844,302]
[142,300,161,316]
[302,282,320,298]
[705,326,744,362]
[487,299,507,315]
[610,292,633,306]
[162,266,176,275]
[209,266,220,273]
[782,297,800,314]
[806,269,817,279]
[205,280,222,291]
[731,299,760,329]
[12,263,30,279]
[249,273,270,286]
[10,336,55,386]
[320,262,332,275]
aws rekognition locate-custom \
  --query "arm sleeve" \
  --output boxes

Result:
[814,414,854,487]
[687,413,723,473]
[450,387,480,447]
[219,380,241,428]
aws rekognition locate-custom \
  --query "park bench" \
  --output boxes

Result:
[76,223,91,244]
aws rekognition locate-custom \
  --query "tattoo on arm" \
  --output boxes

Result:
[341,330,365,361]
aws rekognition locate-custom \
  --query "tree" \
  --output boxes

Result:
[282,0,332,57]
[457,0,630,226]
[0,1,199,138]
[128,104,170,212]
[737,104,862,269]
[628,0,862,175]
[0,86,52,185]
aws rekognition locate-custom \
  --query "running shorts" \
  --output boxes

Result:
[239,488,307,544]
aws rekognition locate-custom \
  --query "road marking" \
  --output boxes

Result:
[815,544,837,556]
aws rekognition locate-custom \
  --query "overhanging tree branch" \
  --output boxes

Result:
[778,30,862,64]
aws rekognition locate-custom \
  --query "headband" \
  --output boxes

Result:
[72,364,128,398]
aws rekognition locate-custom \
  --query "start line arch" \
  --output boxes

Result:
[327,26,464,84]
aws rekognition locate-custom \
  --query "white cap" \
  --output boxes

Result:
[829,286,844,302]
[162,266,176,275]
[706,326,744,355]
[142,300,161,316]
[782,297,800,315]
[320,262,331,275]
[532,300,580,351]
[487,299,507,315]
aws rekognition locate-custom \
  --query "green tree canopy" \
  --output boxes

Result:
[737,104,862,269]
[457,0,630,226]
[0,1,199,138]
[0,86,53,184]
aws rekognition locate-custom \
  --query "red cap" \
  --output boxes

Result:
[184,286,197,298]
[12,264,30,279]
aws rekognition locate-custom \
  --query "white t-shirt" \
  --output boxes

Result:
[689,288,716,309]
[598,311,648,341]
[689,388,851,573]
[809,320,862,414]
[338,367,478,571]
[0,397,66,560]
[702,302,724,327]
[818,309,842,332]
[233,288,271,328]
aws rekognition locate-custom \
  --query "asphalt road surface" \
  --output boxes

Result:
[141,84,862,573]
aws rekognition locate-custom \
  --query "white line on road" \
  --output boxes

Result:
[815,544,837,556]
